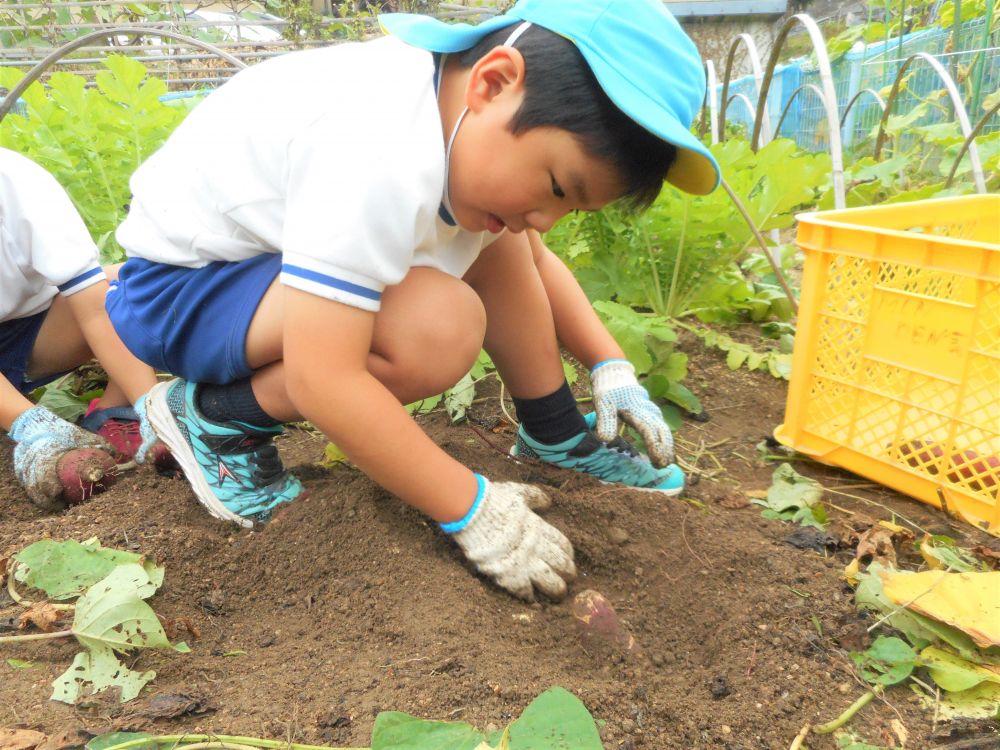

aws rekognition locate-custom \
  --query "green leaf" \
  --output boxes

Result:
[35,380,92,422]
[756,464,824,513]
[921,646,1000,692]
[51,644,155,704]
[507,687,603,749]
[726,347,749,370]
[912,679,1000,719]
[14,539,164,601]
[663,381,701,414]
[445,372,476,424]
[562,358,578,386]
[71,564,173,655]
[6,659,37,669]
[406,394,442,415]
[86,733,156,750]
[371,687,600,750]
[853,636,917,686]
[854,564,996,666]
[371,712,489,750]
[321,442,348,468]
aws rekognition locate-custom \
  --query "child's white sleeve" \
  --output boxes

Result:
[2,154,103,296]
[279,108,441,312]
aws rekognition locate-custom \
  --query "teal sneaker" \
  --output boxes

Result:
[511,412,685,495]
[145,378,303,527]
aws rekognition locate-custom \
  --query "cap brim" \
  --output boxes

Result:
[378,13,521,53]
[577,48,720,195]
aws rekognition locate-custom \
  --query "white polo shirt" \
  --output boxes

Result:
[0,148,104,323]
[117,36,499,313]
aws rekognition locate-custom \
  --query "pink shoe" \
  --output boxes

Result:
[81,399,177,472]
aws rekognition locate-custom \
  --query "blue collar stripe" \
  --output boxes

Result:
[432,53,456,227]
[57,266,103,292]
[438,203,456,226]
[281,263,382,301]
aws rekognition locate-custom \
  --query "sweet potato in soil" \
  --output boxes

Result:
[56,447,118,504]
[571,589,639,660]
[1,340,997,748]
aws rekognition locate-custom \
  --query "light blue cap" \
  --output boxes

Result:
[379,0,721,195]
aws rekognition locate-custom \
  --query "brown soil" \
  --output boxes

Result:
[1,338,998,749]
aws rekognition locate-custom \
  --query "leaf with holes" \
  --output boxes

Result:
[14,538,163,601]
[51,643,156,704]
[43,564,189,704]
[71,564,174,654]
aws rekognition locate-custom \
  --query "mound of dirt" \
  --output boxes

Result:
[1,342,993,748]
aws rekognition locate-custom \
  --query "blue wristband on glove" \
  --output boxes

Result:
[440,473,488,534]
[590,358,628,374]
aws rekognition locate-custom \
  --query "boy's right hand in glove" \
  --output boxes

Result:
[443,475,576,601]
[9,406,114,510]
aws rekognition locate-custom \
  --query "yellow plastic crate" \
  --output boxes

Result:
[775,195,1000,536]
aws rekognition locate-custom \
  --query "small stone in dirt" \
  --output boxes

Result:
[784,526,838,553]
[198,589,226,615]
[133,693,217,719]
[608,527,629,545]
[258,633,277,648]
[316,712,351,728]
[621,718,636,734]
[718,494,750,509]
[650,653,664,667]
[710,675,731,699]
[36,726,94,750]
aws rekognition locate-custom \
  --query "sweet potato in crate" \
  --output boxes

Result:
[775,195,1000,536]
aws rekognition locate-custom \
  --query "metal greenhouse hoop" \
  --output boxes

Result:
[718,33,772,145]
[945,99,1000,189]
[0,26,246,123]
[872,51,986,193]
[750,14,844,208]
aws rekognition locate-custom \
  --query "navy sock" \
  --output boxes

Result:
[512,380,588,445]
[196,379,280,428]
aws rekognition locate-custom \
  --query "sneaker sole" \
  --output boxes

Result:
[509,446,685,497]
[145,380,254,528]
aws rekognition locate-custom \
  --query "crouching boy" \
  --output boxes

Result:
[108,0,720,600]
[0,148,170,509]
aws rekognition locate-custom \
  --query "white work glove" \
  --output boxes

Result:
[9,406,112,510]
[444,475,576,601]
[133,394,176,471]
[590,359,674,467]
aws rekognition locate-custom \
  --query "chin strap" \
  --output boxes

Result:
[440,21,534,222]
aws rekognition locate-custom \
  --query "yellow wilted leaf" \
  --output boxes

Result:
[920,646,1000,692]
[842,558,861,586]
[921,535,945,570]
[881,570,1000,649]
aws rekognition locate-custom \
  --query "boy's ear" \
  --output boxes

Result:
[465,46,526,113]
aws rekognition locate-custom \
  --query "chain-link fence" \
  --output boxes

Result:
[718,15,999,155]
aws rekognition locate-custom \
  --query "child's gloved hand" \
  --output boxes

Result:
[132,394,177,472]
[590,359,674,467]
[9,406,112,510]
[445,475,576,601]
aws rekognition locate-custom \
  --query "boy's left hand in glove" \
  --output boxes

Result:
[590,359,674,467]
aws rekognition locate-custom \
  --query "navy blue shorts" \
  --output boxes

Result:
[0,308,66,395]
[106,254,281,384]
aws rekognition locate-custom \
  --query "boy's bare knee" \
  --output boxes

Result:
[372,273,486,402]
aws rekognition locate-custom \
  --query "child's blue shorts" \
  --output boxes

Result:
[0,308,66,395]
[106,254,281,385]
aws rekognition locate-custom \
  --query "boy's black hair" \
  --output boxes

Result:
[455,24,677,210]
